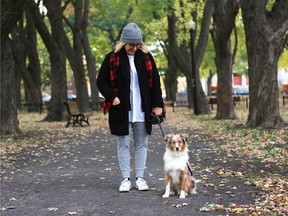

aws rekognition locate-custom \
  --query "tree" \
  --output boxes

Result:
[240,0,288,128]
[11,9,42,112]
[168,0,214,114]
[61,0,90,113]
[28,0,67,121]
[81,0,100,110]
[0,0,26,136]
[211,0,239,119]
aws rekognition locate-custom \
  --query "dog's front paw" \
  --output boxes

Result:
[179,190,186,199]
[179,194,186,199]
[162,192,170,198]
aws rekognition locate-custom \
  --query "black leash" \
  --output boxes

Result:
[155,116,194,176]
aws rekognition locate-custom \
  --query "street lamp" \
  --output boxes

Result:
[188,19,199,115]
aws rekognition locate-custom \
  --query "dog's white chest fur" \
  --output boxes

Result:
[163,149,189,179]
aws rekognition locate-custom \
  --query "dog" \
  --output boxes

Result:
[162,134,197,199]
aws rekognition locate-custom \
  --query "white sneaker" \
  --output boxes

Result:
[136,178,149,191]
[119,178,131,192]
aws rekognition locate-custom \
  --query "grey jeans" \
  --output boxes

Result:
[116,122,148,179]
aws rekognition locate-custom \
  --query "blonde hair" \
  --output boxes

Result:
[114,41,148,53]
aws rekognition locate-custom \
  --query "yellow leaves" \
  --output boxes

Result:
[251,176,288,215]
[164,107,288,215]
[199,202,225,212]
[217,169,225,176]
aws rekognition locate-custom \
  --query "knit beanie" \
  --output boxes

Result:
[120,23,143,44]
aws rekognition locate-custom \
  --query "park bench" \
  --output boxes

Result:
[208,95,241,110]
[64,101,91,127]
[164,100,176,112]
[17,103,44,113]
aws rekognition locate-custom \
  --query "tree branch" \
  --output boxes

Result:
[62,15,74,31]
[62,0,71,12]
[232,24,238,64]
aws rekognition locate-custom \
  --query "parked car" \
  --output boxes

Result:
[42,93,51,102]
[67,93,77,100]
[211,86,249,96]
[233,86,249,95]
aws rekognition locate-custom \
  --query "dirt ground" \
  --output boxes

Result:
[0,121,261,216]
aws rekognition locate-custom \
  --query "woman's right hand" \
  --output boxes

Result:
[112,97,120,105]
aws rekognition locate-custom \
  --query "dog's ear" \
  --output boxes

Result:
[180,134,188,143]
[164,135,172,143]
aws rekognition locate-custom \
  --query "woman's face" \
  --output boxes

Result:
[124,43,141,55]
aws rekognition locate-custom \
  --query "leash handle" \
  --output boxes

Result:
[156,116,165,137]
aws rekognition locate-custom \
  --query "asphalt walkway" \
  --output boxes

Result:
[1,124,257,216]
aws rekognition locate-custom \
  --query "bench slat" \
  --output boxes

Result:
[64,101,91,127]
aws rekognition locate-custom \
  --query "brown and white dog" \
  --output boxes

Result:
[162,134,197,199]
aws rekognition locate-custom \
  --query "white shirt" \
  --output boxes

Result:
[128,55,145,122]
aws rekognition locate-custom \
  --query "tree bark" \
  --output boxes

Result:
[11,10,42,112]
[25,8,42,107]
[81,0,100,110]
[207,70,213,96]
[0,40,21,136]
[60,0,90,113]
[82,0,99,110]
[0,0,26,136]
[159,40,178,102]
[167,1,213,114]
[240,0,288,128]
[28,0,67,121]
[164,46,178,102]
[212,0,239,119]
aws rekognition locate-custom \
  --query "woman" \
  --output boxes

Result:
[97,23,164,192]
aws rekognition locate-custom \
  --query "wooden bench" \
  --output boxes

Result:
[208,95,241,110]
[164,100,176,112]
[64,101,91,127]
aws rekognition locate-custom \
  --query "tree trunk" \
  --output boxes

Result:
[164,46,178,102]
[167,1,213,114]
[207,70,213,96]
[28,0,67,121]
[240,0,288,128]
[212,0,238,119]
[81,0,99,110]
[0,0,26,136]
[0,40,21,136]
[60,0,90,113]
[11,10,42,112]
[26,9,42,108]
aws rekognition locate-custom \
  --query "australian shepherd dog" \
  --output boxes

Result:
[162,134,197,199]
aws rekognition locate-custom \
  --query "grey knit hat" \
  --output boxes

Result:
[120,23,143,44]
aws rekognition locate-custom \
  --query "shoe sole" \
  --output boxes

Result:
[136,187,149,191]
[119,186,131,192]
[119,189,130,192]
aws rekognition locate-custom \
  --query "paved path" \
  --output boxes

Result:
[1,124,257,216]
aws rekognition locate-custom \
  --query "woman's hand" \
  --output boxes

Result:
[152,107,163,116]
[113,97,120,105]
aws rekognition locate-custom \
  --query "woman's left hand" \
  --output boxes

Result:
[152,107,163,116]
